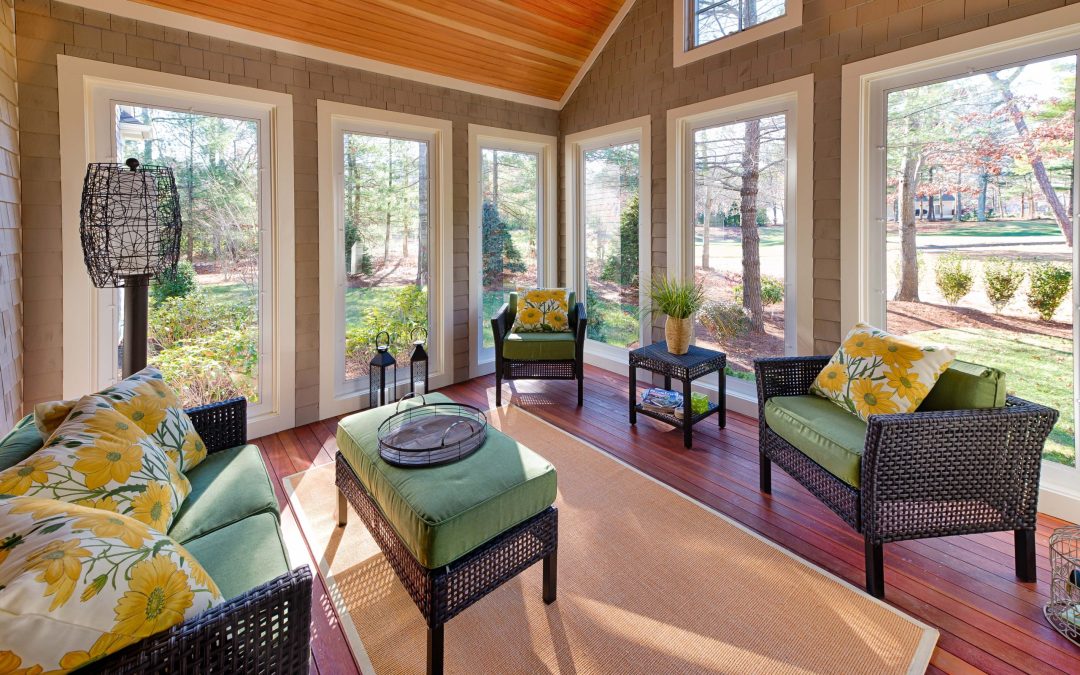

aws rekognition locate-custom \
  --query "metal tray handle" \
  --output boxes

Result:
[395,392,427,413]
[440,419,475,447]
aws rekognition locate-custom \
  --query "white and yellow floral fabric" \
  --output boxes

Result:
[810,323,955,421]
[0,396,191,532]
[0,496,221,673]
[33,367,208,474]
[512,288,572,333]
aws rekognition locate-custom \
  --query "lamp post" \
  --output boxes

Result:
[80,158,182,377]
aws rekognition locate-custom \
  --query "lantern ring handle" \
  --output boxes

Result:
[395,392,426,413]
[375,331,391,350]
[440,420,474,447]
[411,327,428,343]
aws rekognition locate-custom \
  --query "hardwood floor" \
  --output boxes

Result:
[253,365,1080,674]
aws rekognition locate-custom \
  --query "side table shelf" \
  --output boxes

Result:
[629,341,727,449]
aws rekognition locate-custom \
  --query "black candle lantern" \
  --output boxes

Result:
[409,327,429,395]
[368,331,396,409]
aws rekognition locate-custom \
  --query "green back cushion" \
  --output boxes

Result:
[918,360,1006,411]
[0,414,44,472]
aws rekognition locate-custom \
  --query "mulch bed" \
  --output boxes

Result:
[887,301,1071,340]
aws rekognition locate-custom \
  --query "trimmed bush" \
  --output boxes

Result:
[732,275,784,306]
[934,253,974,304]
[982,257,1025,313]
[699,301,749,344]
[1027,262,1072,322]
[151,260,197,305]
[151,327,258,406]
[148,291,254,351]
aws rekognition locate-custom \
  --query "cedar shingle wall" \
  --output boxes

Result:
[0,0,20,431]
[14,0,557,423]
[559,0,1078,352]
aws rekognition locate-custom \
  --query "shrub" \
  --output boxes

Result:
[982,257,1025,313]
[150,327,258,406]
[481,200,526,286]
[934,254,974,304]
[599,195,640,286]
[148,291,255,351]
[733,275,784,306]
[151,260,197,305]
[699,301,749,345]
[345,285,428,362]
[756,208,768,226]
[1027,262,1072,321]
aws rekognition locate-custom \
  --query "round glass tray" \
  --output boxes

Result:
[377,395,488,468]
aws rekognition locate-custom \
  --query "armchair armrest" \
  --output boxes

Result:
[754,355,831,404]
[491,303,510,364]
[185,397,247,454]
[572,302,587,359]
[90,566,313,674]
[861,395,1058,541]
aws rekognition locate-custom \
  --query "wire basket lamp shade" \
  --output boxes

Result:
[80,158,182,288]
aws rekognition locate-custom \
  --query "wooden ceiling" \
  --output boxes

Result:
[134,0,627,102]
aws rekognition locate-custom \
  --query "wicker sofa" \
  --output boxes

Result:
[491,291,587,407]
[0,398,312,674]
[755,356,1058,599]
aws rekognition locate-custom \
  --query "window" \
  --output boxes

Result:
[675,0,801,67]
[566,116,651,370]
[667,77,813,406]
[691,0,786,48]
[318,102,453,416]
[58,57,295,437]
[467,126,557,375]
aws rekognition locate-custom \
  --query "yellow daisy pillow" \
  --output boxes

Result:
[512,288,572,333]
[0,396,191,532]
[0,497,222,673]
[34,367,209,474]
[809,323,955,421]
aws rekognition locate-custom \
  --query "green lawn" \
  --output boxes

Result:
[695,225,785,247]
[915,219,1062,238]
[910,327,1075,466]
[201,281,257,305]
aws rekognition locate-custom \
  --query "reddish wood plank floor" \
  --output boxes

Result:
[253,365,1079,674]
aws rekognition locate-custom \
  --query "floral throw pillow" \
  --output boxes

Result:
[34,367,209,474]
[0,497,222,673]
[0,396,191,532]
[512,288,572,333]
[809,323,955,421]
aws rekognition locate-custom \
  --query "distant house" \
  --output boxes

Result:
[914,194,956,220]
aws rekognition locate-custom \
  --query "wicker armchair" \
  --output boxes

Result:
[755,356,1058,599]
[87,398,314,674]
[491,293,587,407]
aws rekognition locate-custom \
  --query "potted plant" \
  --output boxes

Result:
[645,276,706,355]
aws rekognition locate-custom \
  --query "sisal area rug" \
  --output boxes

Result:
[284,406,937,674]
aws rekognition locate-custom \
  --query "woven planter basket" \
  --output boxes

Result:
[665,316,692,354]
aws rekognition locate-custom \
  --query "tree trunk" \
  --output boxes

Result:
[739,119,764,333]
[988,70,1073,245]
[702,185,715,270]
[953,172,961,222]
[928,194,936,222]
[894,129,922,302]
[384,143,393,263]
[977,172,989,221]
[416,143,428,286]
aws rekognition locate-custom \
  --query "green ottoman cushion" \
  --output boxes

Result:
[503,331,576,360]
[765,395,868,488]
[182,512,291,600]
[918,360,1006,411]
[168,444,280,543]
[337,393,557,569]
[0,415,44,472]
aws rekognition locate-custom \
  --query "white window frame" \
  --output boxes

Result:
[564,116,652,376]
[667,75,814,416]
[317,101,454,417]
[673,0,801,68]
[467,125,557,377]
[840,4,1080,523]
[57,56,295,438]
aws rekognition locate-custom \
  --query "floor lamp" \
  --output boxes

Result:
[80,158,183,377]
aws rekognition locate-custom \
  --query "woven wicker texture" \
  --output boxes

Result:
[492,302,586,406]
[285,407,937,674]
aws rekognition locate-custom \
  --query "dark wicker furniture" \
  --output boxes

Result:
[630,341,727,448]
[755,355,1058,599]
[87,398,314,674]
[336,453,557,675]
[491,300,587,407]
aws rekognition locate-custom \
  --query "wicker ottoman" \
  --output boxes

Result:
[335,393,558,675]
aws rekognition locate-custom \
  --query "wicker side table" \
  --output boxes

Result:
[629,341,727,448]
[1046,525,1080,646]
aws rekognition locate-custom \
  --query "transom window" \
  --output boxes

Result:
[691,0,786,48]
[676,0,802,68]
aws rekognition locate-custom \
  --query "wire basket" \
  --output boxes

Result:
[377,394,488,468]
[1045,524,1080,646]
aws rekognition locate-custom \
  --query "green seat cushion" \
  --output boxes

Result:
[918,360,1006,411]
[765,395,868,488]
[168,444,279,544]
[181,513,290,601]
[0,415,44,472]
[337,393,557,569]
[503,330,576,361]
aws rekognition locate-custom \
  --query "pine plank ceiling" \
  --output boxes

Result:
[133,0,627,102]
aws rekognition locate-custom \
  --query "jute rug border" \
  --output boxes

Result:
[283,406,938,674]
